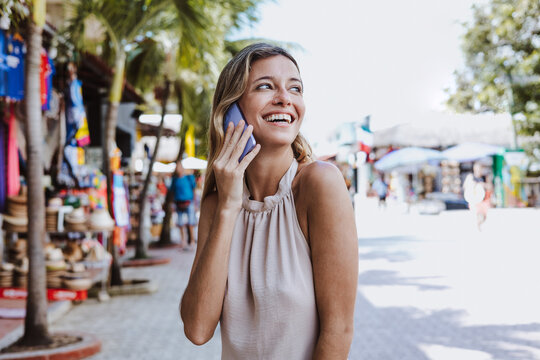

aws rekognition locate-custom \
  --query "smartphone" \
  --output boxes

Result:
[223,102,257,162]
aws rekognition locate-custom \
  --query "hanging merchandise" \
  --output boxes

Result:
[112,171,129,227]
[65,66,90,146]
[88,172,107,210]
[112,172,129,255]
[44,55,55,111]
[6,104,20,196]
[0,30,8,96]
[0,116,6,212]
[6,33,25,101]
[40,48,54,110]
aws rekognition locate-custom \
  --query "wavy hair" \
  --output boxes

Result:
[202,43,313,200]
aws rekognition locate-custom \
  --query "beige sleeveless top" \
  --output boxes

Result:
[220,159,319,359]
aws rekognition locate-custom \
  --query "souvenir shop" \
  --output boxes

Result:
[0,24,132,301]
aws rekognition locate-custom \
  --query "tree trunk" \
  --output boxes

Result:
[103,50,125,286]
[134,80,170,258]
[157,139,185,246]
[21,20,52,347]
[158,83,186,246]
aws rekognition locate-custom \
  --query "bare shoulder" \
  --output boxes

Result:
[297,160,347,197]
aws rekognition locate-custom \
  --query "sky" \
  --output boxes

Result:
[232,0,487,146]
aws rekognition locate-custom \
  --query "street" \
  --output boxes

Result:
[50,201,540,359]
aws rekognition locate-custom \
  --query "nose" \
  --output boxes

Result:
[272,88,291,106]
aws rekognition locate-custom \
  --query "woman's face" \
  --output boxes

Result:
[238,55,305,149]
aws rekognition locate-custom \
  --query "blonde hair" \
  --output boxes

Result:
[202,43,313,200]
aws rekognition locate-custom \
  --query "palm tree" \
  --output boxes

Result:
[21,0,52,346]
[65,0,206,278]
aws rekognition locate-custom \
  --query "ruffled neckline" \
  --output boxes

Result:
[242,160,298,213]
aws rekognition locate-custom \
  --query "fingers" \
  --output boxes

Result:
[219,120,246,162]
[230,123,255,162]
[238,144,261,172]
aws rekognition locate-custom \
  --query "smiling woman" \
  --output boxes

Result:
[180,43,359,360]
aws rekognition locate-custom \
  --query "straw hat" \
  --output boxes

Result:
[87,208,115,231]
[65,208,87,224]
[65,208,88,232]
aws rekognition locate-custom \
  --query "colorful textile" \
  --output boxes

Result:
[7,34,24,101]
[0,30,8,96]
[6,104,20,196]
[40,49,48,108]
[44,56,55,111]
[0,116,6,212]
[65,78,90,146]
[112,172,129,227]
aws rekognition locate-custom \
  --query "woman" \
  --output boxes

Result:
[180,43,358,359]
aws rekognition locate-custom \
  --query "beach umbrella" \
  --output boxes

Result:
[374,147,444,173]
[181,156,208,170]
[442,142,504,163]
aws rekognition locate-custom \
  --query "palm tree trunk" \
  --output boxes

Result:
[158,83,186,246]
[134,80,170,258]
[157,139,185,246]
[21,20,52,347]
[104,50,125,286]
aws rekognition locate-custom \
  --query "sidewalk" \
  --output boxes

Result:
[50,246,221,360]
[0,298,72,349]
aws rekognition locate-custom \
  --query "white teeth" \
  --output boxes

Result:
[264,114,292,123]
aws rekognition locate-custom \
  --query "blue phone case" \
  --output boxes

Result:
[223,103,257,162]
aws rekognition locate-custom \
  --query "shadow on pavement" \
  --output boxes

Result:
[352,290,540,360]
[358,270,449,291]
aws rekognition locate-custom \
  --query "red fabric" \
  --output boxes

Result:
[40,49,49,107]
[6,104,20,196]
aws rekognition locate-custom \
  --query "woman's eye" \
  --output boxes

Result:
[291,86,302,93]
[256,83,271,90]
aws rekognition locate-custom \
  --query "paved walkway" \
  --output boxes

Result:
[46,204,540,359]
[351,202,540,359]
[50,246,221,360]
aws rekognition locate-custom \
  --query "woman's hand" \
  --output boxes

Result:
[212,120,260,212]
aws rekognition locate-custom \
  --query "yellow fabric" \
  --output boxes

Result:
[185,125,195,157]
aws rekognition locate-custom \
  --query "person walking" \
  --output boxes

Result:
[180,43,358,359]
[172,164,197,249]
[463,162,491,231]
[372,173,389,208]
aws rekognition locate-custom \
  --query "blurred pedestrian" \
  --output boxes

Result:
[180,43,358,359]
[463,162,490,231]
[371,173,388,208]
[172,163,197,249]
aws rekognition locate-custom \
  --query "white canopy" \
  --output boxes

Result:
[373,112,514,148]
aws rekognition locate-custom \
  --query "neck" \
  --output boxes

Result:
[245,145,295,201]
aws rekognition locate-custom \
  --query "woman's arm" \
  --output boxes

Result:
[180,121,260,345]
[303,162,358,359]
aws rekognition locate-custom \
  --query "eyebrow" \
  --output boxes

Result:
[254,75,303,84]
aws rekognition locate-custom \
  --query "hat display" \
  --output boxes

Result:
[87,208,115,231]
[7,195,27,216]
[0,263,14,288]
[13,257,28,289]
[2,195,28,233]
[65,208,88,232]
[46,207,60,232]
